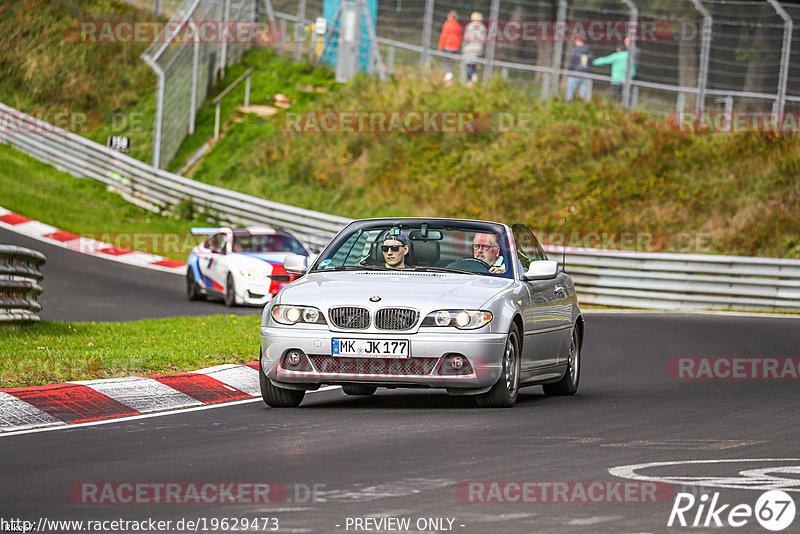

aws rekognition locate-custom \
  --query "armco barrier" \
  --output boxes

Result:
[0,245,46,324]
[545,246,800,312]
[2,102,800,312]
[0,103,350,251]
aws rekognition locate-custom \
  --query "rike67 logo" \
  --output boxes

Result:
[668,490,796,531]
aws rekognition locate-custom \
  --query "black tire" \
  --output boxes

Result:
[543,327,580,396]
[476,324,521,408]
[342,385,377,396]
[259,368,305,407]
[224,273,236,307]
[186,270,204,301]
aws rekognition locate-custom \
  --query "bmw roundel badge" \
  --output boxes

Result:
[369,296,381,302]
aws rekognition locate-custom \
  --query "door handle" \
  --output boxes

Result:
[554,285,565,295]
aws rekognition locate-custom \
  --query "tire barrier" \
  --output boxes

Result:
[0,245,46,325]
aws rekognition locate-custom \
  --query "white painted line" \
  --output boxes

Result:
[0,386,342,438]
[0,392,63,432]
[69,376,203,413]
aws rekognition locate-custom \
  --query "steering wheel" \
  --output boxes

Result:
[446,257,492,273]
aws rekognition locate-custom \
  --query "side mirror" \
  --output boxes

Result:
[284,253,309,274]
[524,260,558,281]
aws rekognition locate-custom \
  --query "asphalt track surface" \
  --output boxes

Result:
[3,227,800,532]
[0,227,258,321]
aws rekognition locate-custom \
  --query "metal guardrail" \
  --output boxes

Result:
[2,102,800,312]
[545,247,800,312]
[0,245,46,325]
[0,102,351,251]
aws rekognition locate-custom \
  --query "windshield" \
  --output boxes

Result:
[311,220,513,278]
[232,232,307,255]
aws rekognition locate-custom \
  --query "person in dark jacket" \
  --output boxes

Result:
[565,37,594,102]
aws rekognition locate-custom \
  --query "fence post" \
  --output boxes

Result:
[295,0,308,62]
[220,0,232,78]
[767,0,793,114]
[189,37,200,134]
[420,0,434,66]
[141,55,165,169]
[550,0,568,99]
[687,0,712,116]
[483,0,500,81]
[261,0,281,54]
[154,0,161,16]
[619,0,637,109]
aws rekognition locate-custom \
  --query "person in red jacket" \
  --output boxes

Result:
[438,11,462,82]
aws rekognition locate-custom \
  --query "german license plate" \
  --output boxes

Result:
[331,338,410,358]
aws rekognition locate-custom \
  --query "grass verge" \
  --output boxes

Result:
[0,314,260,387]
[0,143,211,260]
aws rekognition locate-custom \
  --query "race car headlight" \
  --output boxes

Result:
[421,310,492,329]
[240,269,269,281]
[271,305,326,325]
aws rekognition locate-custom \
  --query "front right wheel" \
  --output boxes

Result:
[259,368,305,407]
[476,324,520,408]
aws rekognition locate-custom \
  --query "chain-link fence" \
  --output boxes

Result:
[139,0,257,169]
[267,0,800,118]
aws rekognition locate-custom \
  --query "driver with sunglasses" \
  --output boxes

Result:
[381,231,411,269]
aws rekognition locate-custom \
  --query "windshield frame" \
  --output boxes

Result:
[310,218,515,279]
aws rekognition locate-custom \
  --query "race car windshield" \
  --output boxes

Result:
[311,220,514,278]
[233,233,307,255]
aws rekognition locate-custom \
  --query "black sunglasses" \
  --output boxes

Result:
[381,245,402,252]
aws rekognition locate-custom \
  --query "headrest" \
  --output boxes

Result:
[411,240,440,266]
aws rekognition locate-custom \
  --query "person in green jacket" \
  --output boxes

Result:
[592,43,636,103]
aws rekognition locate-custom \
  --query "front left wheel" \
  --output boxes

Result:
[476,324,521,408]
[224,273,237,307]
[186,270,204,301]
[259,369,305,407]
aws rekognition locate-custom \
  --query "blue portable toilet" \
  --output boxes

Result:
[321,0,377,74]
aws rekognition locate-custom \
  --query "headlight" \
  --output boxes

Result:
[422,310,492,329]
[240,269,269,281]
[271,305,326,325]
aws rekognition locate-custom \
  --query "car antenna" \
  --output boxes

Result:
[562,217,567,273]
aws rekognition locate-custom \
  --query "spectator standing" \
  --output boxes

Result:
[438,11,462,82]
[592,43,635,103]
[462,12,486,86]
[565,36,593,102]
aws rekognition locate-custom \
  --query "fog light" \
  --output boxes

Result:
[285,350,303,366]
[451,355,464,369]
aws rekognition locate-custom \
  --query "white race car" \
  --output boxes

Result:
[186,227,312,307]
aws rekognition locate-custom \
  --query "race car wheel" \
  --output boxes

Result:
[186,270,204,301]
[259,369,305,408]
[543,327,580,396]
[476,324,520,408]
[342,385,377,396]
[224,273,237,307]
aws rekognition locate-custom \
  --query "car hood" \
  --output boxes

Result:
[236,252,292,264]
[278,271,514,309]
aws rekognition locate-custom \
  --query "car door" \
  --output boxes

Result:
[198,232,227,293]
[512,224,570,369]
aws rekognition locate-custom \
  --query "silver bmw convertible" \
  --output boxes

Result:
[259,218,583,408]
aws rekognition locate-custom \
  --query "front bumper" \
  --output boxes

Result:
[260,327,507,390]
